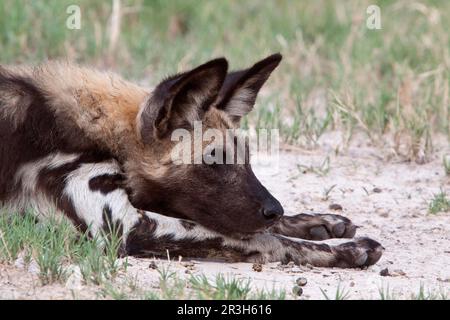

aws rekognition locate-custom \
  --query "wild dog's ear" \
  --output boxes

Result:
[138,58,228,141]
[216,53,282,124]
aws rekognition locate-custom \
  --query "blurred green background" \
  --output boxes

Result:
[0,0,449,156]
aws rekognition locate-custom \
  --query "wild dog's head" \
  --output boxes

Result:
[127,54,283,236]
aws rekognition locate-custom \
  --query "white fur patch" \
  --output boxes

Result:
[63,160,140,239]
[6,153,81,217]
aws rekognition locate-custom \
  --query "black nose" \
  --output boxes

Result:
[261,199,284,221]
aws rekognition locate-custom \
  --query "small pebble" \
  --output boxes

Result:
[296,277,307,286]
[329,203,343,211]
[373,187,382,193]
[252,263,263,272]
[379,268,390,276]
[292,286,303,296]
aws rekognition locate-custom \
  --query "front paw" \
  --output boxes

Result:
[333,237,384,268]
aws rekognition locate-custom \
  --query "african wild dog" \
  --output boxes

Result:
[0,54,383,268]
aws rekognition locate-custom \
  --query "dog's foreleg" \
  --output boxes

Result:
[126,211,383,268]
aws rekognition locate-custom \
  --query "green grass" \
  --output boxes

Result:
[320,283,351,300]
[412,284,449,300]
[0,212,76,284]
[428,189,450,214]
[0,0,448,155]
[378,283,449,300]
[97,263,287,300]
[152,264,286,300]
[189,274,251,300]
[0,211,125,285]
[378,284,395,300]
[297,156,331,177]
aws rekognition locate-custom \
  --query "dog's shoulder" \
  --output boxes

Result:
[1,62,149,154]
[1,61,148,117]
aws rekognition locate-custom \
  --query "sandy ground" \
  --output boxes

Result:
[1,132,449,299]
